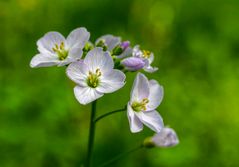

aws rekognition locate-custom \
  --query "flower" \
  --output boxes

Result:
[66,47,126,105]
[131,45,158,73]
[30,27,90,68]
[95,35,132,58]
[121,57,145,71]
[127,73,164,133]
[143,127,179,148]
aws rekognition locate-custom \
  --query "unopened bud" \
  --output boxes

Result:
[120,41,130,50]
[121,57,145,71]
[151,127,179,148]
[96,40,107,51]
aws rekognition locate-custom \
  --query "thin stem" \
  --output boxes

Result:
[98,145,143,167]
[94,105,127,123]
[86,100,97,167]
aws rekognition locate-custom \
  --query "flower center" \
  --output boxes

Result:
[131,98,149,112]
[87,68,101,88]
[142,50,151,59]
[52,42,68,60]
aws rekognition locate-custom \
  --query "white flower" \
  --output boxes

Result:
[132,45,158,73]
[66,47,126,105]
[127,73,164,133]
[95,34,121,51]
[30,27,90,68]
[95,34,132,58]
[151,127,179,147]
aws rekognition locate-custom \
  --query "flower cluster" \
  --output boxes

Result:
[30,27,178,148]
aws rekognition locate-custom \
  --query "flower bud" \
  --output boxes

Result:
[83,42,94,52]
[120,41,130,50]
[121,57,145,71]
[143,127,179,148]
[96,39,107,51]
[112,41,130,56]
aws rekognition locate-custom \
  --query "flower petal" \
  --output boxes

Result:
[66,27,90,49]
[74,86,103,105]
[96,35,121,51]
[67,47,83,60]
[96,70,126,93]
[37,32,65,55]
[130,73,150,103]
[143,65,158,73]
[117,47,132,59]
[148,52,154,64]
[30,54,59,68]
[84,47,114,73]
[135,110,164,133]
[132,45,143,57]
[66,61,89,86]
[147,80,164,110]
[127,103,143,133]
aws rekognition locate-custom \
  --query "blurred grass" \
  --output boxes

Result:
[0,0,239,167]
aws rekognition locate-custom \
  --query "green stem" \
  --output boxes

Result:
[98,145,143,167]
[94,106,127,123]
[86,100,97,167]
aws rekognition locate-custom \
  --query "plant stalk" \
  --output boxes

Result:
[86,100,97,167]
[94,106,126,123]
[98,145,143,167]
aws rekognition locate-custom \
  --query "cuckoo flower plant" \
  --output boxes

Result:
[29,27,179,167]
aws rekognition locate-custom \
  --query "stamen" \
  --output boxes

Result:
[96,68,101,76]
[142,50,151,59]
[52,42,68,60]
[87,69,101,88]
[131,98,149,112]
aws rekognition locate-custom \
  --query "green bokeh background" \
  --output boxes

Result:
[1,0,239,166]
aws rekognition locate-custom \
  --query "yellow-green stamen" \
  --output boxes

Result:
[142,50,151,59]
[87,68,101,88]
[52,42,68,60]
[131,98,149,112]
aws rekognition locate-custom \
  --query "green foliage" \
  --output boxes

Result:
[0,0,239,166]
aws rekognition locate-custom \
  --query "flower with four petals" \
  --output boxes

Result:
[30,28,90,67]
[127,73,164,133]
[66,47,126,105]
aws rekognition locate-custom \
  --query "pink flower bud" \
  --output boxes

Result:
[121,57,145,71]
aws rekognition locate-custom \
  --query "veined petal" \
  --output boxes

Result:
[74,86,103,105]
[127,103,143,133]
[147,80,164,110]
[135,110,164,133]
[67,47,83,60]
[84,47,114,72]
[96,70,126,93]
[66,27,90,49]
[37,32,65,55]
[130,73,150,103]
[30,54,59,68]
[66,61,88,86]
[96,35,121,51]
